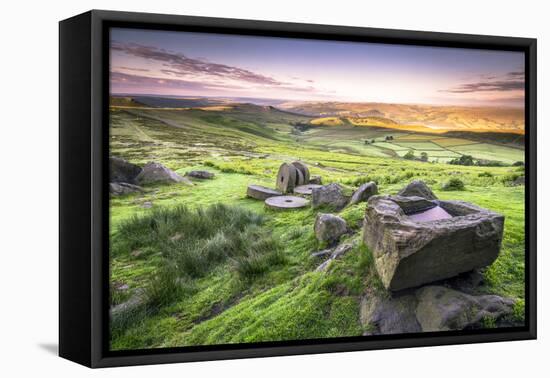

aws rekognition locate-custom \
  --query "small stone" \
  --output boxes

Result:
[141,201,153,209]
[349,182,378,205]
[186,170,215,179]
[314,213,348,244]
[309,175,322,185]
[398,180,438,200]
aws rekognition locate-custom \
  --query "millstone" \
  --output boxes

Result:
[246,185,282,200]
[265,195,309,210]
[276,163,298,193]
[295,168,305,186]
[293,184,323,195]
[292,161,310,183]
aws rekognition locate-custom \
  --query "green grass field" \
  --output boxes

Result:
[109,103,525,350]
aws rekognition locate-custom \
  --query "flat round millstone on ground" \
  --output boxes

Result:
[246,185,282,200]
[276,163,298,193]
[292,161,310,183]
[265,195,309,210]
[293,184,323,195]
[295,168,305,186]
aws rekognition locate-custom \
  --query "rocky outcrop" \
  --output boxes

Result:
[311,183,349,210]
[415,286,516,331]
[349,182,378,205]
[314,213,348,244]
[110,156,142,184]
[398,180,438,200]
[363,195,505,291]
[186,170,215,179]
[109,182,144,196]
[136,162,193,185]
[360,284,518,335]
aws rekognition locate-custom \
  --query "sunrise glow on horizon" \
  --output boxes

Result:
[110,28,525,107]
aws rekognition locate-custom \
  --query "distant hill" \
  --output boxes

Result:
[279,101,524,135]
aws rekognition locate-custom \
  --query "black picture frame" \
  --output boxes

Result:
[59,9,537,368]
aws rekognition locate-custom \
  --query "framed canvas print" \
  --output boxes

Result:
[59,10,537,368]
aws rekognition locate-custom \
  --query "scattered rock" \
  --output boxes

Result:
[110,289,145,318]
[363,195,505,291]
[309,175,322,185]
[293,184,323,195]
[360,293,421,335]
[136,162,193,185]
[415,286,516,331]
[247,185,282,200]
[276,163,298,193]
[141,201,153,209]
[109,182,144,196]
[349,182,378,205]
[311,249,333,258]
[311,183,349,210]
[314,213,348,244]
[186,170,215,179]
[110,156,142,184]
[398,180,438,200]
[265,195,309,210]
[360,285,517,334]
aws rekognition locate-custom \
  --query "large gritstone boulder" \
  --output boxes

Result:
[398,180,438,200]
[136,162,193,185]
[314,213,348,245]
[363,195,505,291]
[349,182,378,205]
[311,183,349,210]
[110,156,142,184]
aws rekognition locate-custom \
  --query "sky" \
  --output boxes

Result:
[110,28,525,107]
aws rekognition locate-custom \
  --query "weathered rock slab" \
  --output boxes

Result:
[349,182,378,205]
[314,213,348,244]
[311,183,349,210]
[246,185,282,200]
[136,162,193,185]
[363,195,505,291]
[360,293,421,335]
[398,180,438,200]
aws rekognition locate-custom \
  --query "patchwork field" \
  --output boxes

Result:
[109,97,525,350]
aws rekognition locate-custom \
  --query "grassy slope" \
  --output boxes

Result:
[109,106,525,350]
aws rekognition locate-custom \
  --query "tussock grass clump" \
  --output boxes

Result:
[442,178,465,191]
